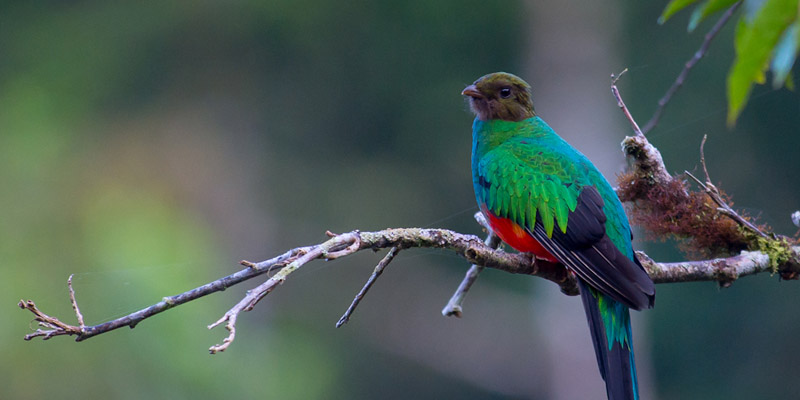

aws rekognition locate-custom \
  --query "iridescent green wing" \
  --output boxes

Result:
[476,127,654,310]
[476,136,582,237]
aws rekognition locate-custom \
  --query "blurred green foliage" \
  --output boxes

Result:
[2,1,799,399]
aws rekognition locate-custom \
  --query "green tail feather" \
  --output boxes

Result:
[579,281,640,400]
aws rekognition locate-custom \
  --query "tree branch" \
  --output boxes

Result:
[637,249,784,287]
[336,246,401,328]
[641,0,743,134]
[18,226,572,347]
[18,222,800,351]
[20,246,307,341]
[442,212,502,317]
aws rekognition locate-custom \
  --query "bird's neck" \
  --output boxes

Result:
[471,116,550,153]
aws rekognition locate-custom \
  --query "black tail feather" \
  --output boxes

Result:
[579,280,639,400]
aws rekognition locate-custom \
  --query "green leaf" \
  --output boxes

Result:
[688,0,740,32]
[726,0,798,126]
[771,21,800,88]
[660,0,701,24]
[733,15,747,52]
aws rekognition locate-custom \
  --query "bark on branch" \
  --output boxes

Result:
[18,222,800,352]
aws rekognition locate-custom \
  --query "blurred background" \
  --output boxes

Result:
[2,1,799,399]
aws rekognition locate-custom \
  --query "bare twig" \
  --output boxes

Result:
[611,69,644,137]
[694,135,766,237]
[18,275,87,340]
[685,170,768,238]
[208,232,362,353]
[18,299,82,340]
[68,274,85,328]
[337,246,401,327]
[641,1,743,134]
[700,134,712,184]
[613,71,677,191]
[442,212,501,317]
[683,136,767,238]
[19,246,305,343]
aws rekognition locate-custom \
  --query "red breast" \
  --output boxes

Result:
[481,206,559,263]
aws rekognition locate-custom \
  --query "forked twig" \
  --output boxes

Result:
[19,300,82,340]
[18,275,85,340]
[208,232,362,353]
[685,135,768,238]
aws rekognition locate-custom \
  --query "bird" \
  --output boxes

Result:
[462,72,655,400]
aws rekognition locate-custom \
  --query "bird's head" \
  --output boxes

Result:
[462,72,535,122]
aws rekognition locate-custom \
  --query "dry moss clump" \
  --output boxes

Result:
[617,170,760,258]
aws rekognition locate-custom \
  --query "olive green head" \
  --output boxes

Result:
[462,72,535,122]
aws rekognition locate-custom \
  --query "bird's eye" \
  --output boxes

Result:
[499,87,512,98]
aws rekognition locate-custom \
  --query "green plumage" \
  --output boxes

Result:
[472,117,628,253]
[471,116,640,352]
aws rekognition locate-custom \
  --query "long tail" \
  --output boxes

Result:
[579,280,640,400]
